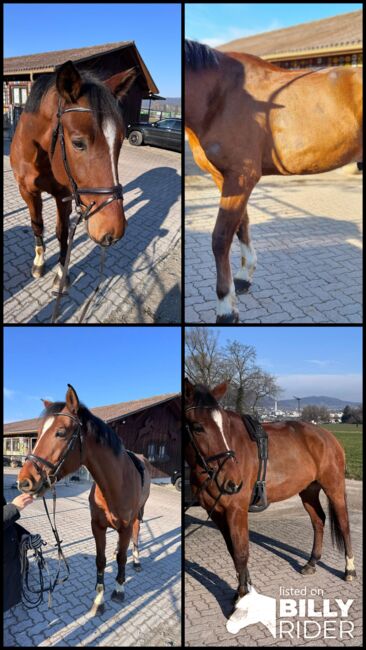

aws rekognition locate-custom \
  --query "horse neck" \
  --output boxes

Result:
[82,433,126,504]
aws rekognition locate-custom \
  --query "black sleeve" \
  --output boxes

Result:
[3,503,21,530]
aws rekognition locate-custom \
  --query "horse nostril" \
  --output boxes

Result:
[101,233,114,247]
[18,478,33,492]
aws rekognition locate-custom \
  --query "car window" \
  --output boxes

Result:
[173,120,182,131]
[156,120,176,129]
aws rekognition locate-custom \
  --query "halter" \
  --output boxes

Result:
[185,405,243,499]
[51,98,123,226]
[25,412,83,491]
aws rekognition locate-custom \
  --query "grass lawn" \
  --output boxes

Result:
[324,423,362,480]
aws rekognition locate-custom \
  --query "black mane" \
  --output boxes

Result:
[42,402,123,457]
[24,67,123,130]
[191,384,219,410]
[185,40,220,71]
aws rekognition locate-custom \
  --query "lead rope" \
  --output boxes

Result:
[42,487,70,606]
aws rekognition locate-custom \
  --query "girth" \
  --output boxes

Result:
[242,414,269,512]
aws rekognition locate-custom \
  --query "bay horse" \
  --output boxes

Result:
[185,379,356,604]
[185,40,363,323]
[17,384,151,615]
[10,60,137,289]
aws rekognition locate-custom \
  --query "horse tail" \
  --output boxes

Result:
[327,497,346,554]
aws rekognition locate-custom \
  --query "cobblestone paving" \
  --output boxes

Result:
[4,142,181,324]
[185,144,362,324]
[4,470,181,647]
[185,480,362,647]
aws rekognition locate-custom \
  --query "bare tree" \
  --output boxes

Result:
[185,327,225,386]
[302,405,331,423]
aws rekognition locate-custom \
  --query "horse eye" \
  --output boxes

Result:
[192,423,204,434]
[56,430,67,438]
[72,140,86,151]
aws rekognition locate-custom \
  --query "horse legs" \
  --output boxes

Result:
[18,186,45,279]
[321,483,356,582]
[234,208,257,294]
[214,507,251,599]
[111,525,132,603]
[212,171,258,324]
[299,482,326,575]
[91,520,107,615]
[131,515,143,572]
[52,192,72,291]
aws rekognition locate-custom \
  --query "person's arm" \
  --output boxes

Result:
[3,494,34,530]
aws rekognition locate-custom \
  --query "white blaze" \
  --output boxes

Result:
[103,118,118,185]
[211,409,231,451]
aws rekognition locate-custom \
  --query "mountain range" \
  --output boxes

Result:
[260,396,361,410]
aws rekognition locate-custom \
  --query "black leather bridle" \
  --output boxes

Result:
[50,98,124,324]
[51,98,123,226]
[185,405,243,501]
[25,412,83,493]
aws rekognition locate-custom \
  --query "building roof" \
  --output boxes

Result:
[4,393,180,436]
[4,40,159,93]
[218,10,362,58]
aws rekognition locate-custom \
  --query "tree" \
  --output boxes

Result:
[342,404,363,425]
[185,327,225,386]
[302,405,331,423]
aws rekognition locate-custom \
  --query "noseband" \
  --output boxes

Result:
[185,405,243,497]
[51,98,123,225]
[25,412,83,492]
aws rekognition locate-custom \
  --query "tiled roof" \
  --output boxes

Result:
[218,10,362,57]
[4,393,180,435]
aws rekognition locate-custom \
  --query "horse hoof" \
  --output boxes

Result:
[234,278,251,294]
[52,272,70,290]
[300,563,316,575]
[216,312,239,324]
[91,602,105,616]
[133,562,142,572]
[111,590,125,602]
[32,264,45,279]
[345,570,357,582]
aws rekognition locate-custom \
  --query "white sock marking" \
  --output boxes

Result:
[34,246,44,267]
[346,556,355,571]
[217,281,237,317]
[235,242,257,281]
[115,581,124,594]
[94,584,104,606]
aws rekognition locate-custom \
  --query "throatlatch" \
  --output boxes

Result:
[242,414,269,512]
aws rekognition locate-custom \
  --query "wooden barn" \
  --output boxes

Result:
[4,40,161,131]
[3,392,181,481]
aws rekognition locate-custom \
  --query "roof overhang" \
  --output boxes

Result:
[263,42,362,62]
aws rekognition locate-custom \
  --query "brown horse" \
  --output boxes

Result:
[185,379,356,602]
[17,385,151,615]
[10,60,137,288]
[185,40,363,323]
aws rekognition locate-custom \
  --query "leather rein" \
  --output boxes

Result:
[50,98,123,324]
[23,412,84,601]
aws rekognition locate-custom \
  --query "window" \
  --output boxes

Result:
[5,439,12,452]
[147,443,155,460]
[158,444,166,459]
[13,439,20,452]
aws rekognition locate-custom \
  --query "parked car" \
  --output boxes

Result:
[184,463,199,507]
[171,470,182,491]
[127,118,182,152]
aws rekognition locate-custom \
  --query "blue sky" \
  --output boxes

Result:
[4,3,181,96]
[185,3,362,46]
[191,327,362,402]
[4,327,181,423]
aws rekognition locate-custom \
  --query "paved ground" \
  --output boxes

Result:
[185,143,362,323]
[4,469,181,647]
[4,141,181,324]
[185,480,362,646]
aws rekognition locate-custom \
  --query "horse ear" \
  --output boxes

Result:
[107,67,139,99]
[211,382,228,400]
[66,384,80,415]
[42,399,53,409]
[184,378,194,401]
[56,60,82,103]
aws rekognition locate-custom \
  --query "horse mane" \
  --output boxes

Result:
[41,402,123,457]
[24,67,123,130]
[185,40,220,71]
[190,384,219,410]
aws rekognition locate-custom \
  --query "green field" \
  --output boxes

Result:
[324,423,362,480]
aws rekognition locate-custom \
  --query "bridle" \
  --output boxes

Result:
[185,405,243,501]
[50,98,123,324]
[50,98,123,227]
[25,412,83,491]
[21,411,84,604]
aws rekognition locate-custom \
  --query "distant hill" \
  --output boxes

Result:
[260,396,361,410]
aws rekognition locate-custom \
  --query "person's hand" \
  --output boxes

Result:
[12,494,34,510]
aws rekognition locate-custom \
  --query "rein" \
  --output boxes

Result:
[23,412,83,605]
[50,98,123,324]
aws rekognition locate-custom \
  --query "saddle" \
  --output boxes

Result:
[126,450,145,487]
[241,414,269,512]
